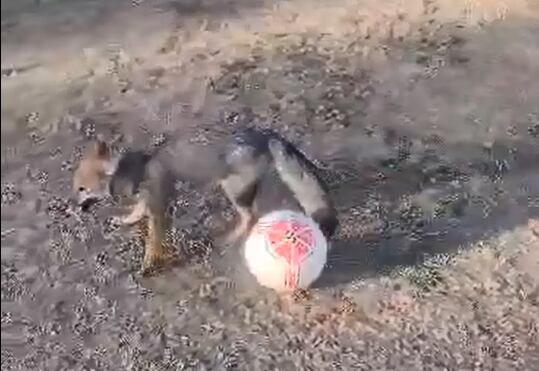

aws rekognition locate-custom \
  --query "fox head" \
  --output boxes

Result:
[72,138,118,211]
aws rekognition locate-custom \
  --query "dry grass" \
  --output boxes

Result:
[2,0,539,369]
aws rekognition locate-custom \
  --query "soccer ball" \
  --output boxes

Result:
[243,210,328,292]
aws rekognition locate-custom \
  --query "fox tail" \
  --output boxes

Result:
[268,137,338,240]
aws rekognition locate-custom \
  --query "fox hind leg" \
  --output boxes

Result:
[219,175,259,245]
[218,142,268,245]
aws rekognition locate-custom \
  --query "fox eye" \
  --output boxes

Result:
[78,186,86,192]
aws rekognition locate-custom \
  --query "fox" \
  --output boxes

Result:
[72,127,339,274]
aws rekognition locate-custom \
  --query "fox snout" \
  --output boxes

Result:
[77,195,99,212]
[72,187,103,212]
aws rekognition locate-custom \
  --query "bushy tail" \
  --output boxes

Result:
[268,137,338,239]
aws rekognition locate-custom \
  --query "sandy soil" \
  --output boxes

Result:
[2,0,539,370]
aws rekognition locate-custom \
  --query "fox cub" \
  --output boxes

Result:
[72,128,338,274]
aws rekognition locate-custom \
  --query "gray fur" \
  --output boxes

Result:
[101,127,339,242]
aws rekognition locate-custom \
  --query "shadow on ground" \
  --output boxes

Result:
[319,137,539,287]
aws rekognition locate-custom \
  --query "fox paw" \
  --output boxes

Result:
[140,253,167,276]
[109,216,123,227]
[216,231,245,249]
[116,215,143,226]
[218,220,253,247]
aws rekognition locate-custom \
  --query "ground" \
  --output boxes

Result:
[2,0,539,370]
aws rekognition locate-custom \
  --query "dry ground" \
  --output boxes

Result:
[2,0,539,370]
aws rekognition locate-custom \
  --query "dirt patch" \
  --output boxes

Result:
[2,0,539,370]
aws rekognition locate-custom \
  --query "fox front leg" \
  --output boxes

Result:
[113,197,148,226]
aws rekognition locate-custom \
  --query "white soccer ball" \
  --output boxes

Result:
[243,210,328,292]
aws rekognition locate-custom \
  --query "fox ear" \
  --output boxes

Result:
[94,135,110,158]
